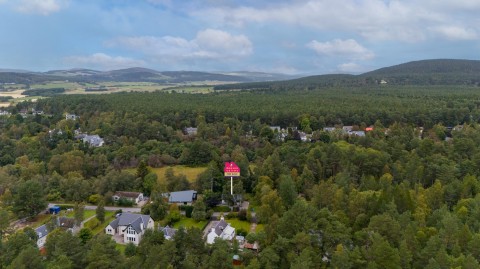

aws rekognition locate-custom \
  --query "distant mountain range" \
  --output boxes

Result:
[0,67,298,84]
[214,59,480,91]
[1,59,479,87]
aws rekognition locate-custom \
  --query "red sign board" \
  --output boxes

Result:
[224,162,240,177]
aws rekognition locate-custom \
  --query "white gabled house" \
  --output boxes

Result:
[105,213,154,245]
[159,225,177,240]
[35,224,49,249]
[206,216,236,244]
[112,191,144,204]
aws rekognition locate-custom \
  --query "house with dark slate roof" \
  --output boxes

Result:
[162,190,197,205]
[35,224,49,249]
[206,216,235,244]
[105,213,154,245]
[159,225,177,240]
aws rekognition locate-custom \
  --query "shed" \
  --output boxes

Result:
[49,206,60,214]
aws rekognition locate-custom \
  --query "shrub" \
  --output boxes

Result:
[56,204,74,210]
[238,209,248,221]
[125,243,137,257]
[225,212,238,219]
[213,206,231,212]
[165,211,182,225]
[84,218,100,230]
[237,228,248,236]
[184,206,193,218]
[117,197,134,207]
[46,192,61,201]
[88,194,102,204]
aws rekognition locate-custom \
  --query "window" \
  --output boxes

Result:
[127,227,135,235]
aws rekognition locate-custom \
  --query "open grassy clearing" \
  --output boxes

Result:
[29,81,83,90]
[150,165,207,183]
[0,89,25,98]
[173,217,208,230]
[225,218,251,232]
[64,209,96,220]
[115,243,126,254]
[86,211,115,235]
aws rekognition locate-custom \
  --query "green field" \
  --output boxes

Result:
[64,209,96,220]
[172,217,208,230]
[225,218,252,232]
[84,211,115,235]
[151,165,207,183]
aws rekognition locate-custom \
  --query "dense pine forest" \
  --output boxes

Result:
[2,84,480,268]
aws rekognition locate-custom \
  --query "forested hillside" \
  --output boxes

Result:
[2,85,480,268]
[214,59,480,91]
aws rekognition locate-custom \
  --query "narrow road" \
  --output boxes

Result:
[48,203,141,213]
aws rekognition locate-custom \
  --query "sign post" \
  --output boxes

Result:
[224,162,240,195]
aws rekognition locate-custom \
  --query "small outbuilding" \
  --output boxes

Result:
[49,206,61,215]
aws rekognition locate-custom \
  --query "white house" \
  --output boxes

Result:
[65,113,79,120]
[112,191,144,204]
[184,127,198,136]
[159,225,177,240]
[35,225,49,249]
[206,216,236,244]
[105,213,154,245]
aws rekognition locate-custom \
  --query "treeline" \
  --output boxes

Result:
[38,85,480,127]
[22,88,65,97]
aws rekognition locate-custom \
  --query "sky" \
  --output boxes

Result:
[0,0,479,75]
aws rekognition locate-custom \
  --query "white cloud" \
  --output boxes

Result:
[64,53,146,70]
[109,29,252,62]
[195,0,480,42]
[337,62,367,73]
[16,0,67,15]
[307,39,374,60]
[431,26,478,40]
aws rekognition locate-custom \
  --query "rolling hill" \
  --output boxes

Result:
[0,67,295,84]
[214,59,480,91]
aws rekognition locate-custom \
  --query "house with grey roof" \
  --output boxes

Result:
[184,127,198,136]
[162,190,197,205]
[57,217,79,234]
[35,225,49,249]
[206,216,236,244]
[159,225,177,240]
[105,213,154,245]
[82,134,104,147]
[65,113,79,120]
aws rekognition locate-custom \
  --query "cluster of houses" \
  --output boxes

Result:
[35,215,79,249]
[323,125,368,137]
[104,189,240,246]
[33,193,257,252]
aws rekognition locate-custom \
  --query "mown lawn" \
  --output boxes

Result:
[173,217,208,230]
[84,211,115,235]
[65,209,96,220]
[225,218,251,232]
[255,224,265,233]
[115,243,126,254]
